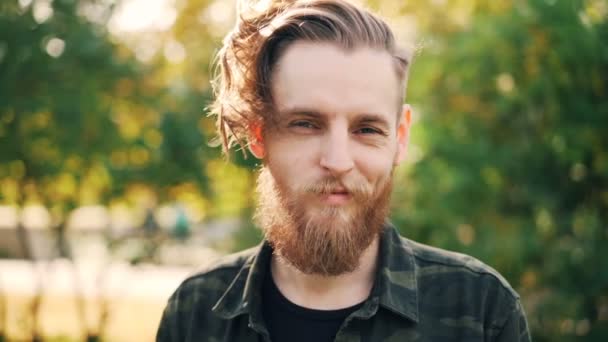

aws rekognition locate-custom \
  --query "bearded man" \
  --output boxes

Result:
[156,0,531,341]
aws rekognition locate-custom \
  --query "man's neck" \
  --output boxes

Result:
[270,237,379,310]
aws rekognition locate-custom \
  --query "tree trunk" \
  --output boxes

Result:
[0,274,6,342]
[57,221,92,341]
[15,221,44,341]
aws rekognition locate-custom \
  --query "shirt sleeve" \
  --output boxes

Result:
[156,290,183,342]
[493,299,531,342]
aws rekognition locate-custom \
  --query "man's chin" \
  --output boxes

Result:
[306,200,357,216]
[304,209,358,230]
[281,227,376,277]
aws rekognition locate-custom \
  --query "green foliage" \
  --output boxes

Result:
[0,0,137,209]
[0,0,220,213]
[392,0,608,340]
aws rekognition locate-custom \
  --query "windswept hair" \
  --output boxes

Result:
[209,0,412,155]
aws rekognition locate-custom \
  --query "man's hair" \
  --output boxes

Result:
[209,0,412,154]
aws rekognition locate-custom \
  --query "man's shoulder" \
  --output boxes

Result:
[173,245,260,297]
[384,231,530,340]
[400,235,519,300]
[157,246,262,340]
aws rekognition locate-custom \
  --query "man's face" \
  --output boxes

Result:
[253,42,410,276]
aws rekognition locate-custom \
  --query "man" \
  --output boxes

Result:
[157,0,531,341]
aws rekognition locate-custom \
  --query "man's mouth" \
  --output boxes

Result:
[321,188,351,205]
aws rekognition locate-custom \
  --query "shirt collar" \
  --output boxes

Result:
[211,223,419,323]
[211,241,271,322]
[374,223,419,322]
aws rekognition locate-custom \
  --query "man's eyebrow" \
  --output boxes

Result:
[357,114,390,129]
[277,108,324,119]
[277,109,391,128]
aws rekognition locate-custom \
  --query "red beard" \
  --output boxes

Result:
[254,166,392,276]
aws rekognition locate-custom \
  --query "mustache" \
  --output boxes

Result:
[301,178,372,198]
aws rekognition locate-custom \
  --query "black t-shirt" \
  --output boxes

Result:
[261,271,364,342]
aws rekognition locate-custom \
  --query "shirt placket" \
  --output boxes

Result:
[333,296,380,342]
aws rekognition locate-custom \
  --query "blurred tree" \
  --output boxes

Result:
[0,0,216,340]
[388,0,608,341]
[0,0,139,340]
[0,0,222,225]
[0,0,133,212]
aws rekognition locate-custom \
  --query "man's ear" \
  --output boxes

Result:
[248,122,265,159]
[394,104,412,165]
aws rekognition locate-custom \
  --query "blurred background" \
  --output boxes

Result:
[0,0,606,341]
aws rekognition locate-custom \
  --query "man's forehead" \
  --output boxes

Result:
[272,41,397,81]
[270,42,400,123]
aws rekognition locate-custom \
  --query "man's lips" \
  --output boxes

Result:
[319,189,351,205]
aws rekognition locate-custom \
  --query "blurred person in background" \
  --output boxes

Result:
[157,0,530,341]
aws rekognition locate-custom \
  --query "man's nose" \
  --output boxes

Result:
[319,129,354,175]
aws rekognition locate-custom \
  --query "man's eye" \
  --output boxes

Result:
[289,121,317,129]
[355,127,384,135]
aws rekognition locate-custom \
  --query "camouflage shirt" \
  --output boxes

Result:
[157,225,530,341]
